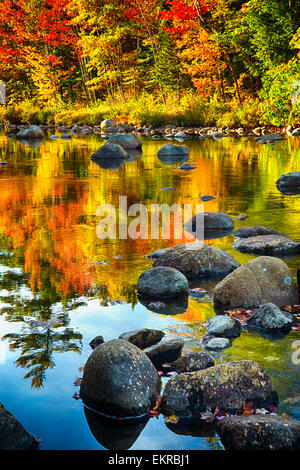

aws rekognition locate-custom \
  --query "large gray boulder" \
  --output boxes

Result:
[216,414,300,450]
[16,125,44,140]
[91,143,129,160]
[137,266,189,299]
[160,360,278,417]
[233,234,300,256]
[246,303,294,332]
[276,172,300,194]
[0,402,40,450]
[153,242,239,280]
[183,212,234,240]
[107,133,142,149]
[214,256,299,310]
[79,339,160,418]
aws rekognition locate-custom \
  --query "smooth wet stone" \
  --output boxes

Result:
[100,119,116,130]
[61,133,72,139]
[216,414,300,450]
[233,225,282,238]
[157,144,189,158]
[91,143,129,160]
[178,163,196,170]
[118,328,165,349]
[137,266,189,299]
[233,234,300,256]
[153,242,239,280]
[160,361,278,417]
[206,315,241,338]
[246,303,294,332]
[199,195,216,201]
[89,335,105,349]
[0,402,40,450]
[50,135,59,139]
[84,408,149,450]
[183,212,234,240]
[147,248,168,259]
[214,256,299,310]
[143,337,184,367]
[80,339,160,418]
[255,133,284,144]
[16,125,44,140]
[107,133,142,149]
[204,337,231,351]
[276,172,300,194]
[171,351,214,372]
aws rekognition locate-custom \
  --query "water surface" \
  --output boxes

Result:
[0,130,299,450]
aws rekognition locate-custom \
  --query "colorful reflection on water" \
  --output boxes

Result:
[0,130,299,450]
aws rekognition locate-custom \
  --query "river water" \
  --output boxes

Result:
[0,130,299,450]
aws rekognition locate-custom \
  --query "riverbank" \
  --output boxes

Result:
[1,94,298,131]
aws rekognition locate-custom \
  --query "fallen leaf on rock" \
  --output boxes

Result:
[241,401,255,416]
[281,413,291,419]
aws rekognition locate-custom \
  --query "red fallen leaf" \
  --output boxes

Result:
[295,326,300,331]
[214,405,223,418]
[72,392,80,400]
[241,401,255,416]
[267,404,279,412]
[150,395,162,418]
[205,417,214,423]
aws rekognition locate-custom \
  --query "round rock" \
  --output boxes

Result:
[79,339,160,418]
[106,134,142,149]
[214,256,299,310]
[233,234,300,256]
[137,267,189,299]
[91,143,129,160]
[206,315,241,338]
[276,172,300,194]
[153,242,239,280]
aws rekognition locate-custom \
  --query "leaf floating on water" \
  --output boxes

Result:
[281,413,291,419]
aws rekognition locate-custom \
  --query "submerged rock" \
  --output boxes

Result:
[171,351,214,372]
[246,303,294,332]
[80,339,160,418]
[233,234,300,256]
[160,360,279,417]
[178,163,196,170]
[153,242,239,280]
[214,256,299,310]
[183,212,234,240]
[206,315,241,338]
[0,402,40,450]
[216,414,300,450]
[276,172,300,194]
[118,328,165,349]
[199,195,216,201]
[137,266,189,299]
[204,337,231,351]
[143,337,184,367]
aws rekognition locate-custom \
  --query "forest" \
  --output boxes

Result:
[0,0,299,127]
